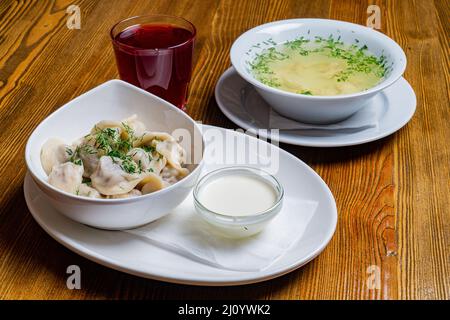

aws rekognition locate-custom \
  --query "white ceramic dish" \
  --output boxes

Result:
[24,125,337,286]
[215,67,416,147]
[193,166,284,238]
[25,80,204,230]
[230,18,407,124]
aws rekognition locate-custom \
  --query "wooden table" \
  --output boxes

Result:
[0,0,448,300]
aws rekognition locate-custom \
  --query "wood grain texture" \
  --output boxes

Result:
[0,0,448,300]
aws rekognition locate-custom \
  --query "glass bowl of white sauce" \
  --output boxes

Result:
[193,166,284,238]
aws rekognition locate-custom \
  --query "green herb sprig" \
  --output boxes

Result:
[89,123,142,174]
[249,35,389,92]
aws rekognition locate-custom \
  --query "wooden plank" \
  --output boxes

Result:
[0,0,448,299]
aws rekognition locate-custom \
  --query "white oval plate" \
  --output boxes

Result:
[24,125,337,286]
[215,67,416,147]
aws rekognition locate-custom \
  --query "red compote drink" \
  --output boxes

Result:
[111,16,196,110]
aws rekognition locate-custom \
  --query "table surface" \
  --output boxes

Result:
[0,0,448,300]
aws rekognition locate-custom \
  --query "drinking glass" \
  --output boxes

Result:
[111,15,196,110]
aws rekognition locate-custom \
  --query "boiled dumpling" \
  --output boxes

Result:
[90,115,145,141]
[138,173,165,194]
[40,138,69,175]
[48,162,83,194]
[77,183,102,198]
[127,148,151,171]
[72,138,99,177]
[122,114,146,138]
[155,139,188,174]
[90,120,122,135]
[127,147,167,175]
[133,131,174,148]
[91,156,143,195]
[106,189,142,199]
[80,150,99,177]
[89,122,123,150]
[41,115,190,198]
[134,130,188,175]
[147,153,167,175]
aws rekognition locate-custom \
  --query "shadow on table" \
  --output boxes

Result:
[281,134,395,166]
[0,185,310,299]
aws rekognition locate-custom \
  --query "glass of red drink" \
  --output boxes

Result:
[110,15,196,110]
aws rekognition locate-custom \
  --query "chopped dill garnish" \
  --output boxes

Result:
[249,35,388,95]
[66,145,90,166]
[284,36,310,55]
[82,177,92,186]
[66,147,73,157]
[86,122,143,174]
[142,145,155,153]
[93,127,120,154]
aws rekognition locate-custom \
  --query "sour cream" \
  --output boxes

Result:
[197,174,278,216]
[194,167,284,238]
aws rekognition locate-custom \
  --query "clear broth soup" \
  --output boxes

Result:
[250,36,388,96]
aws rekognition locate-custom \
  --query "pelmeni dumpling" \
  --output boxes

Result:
[106,189,142,199]
[148,154,167,175]
[160,165,188,185]
[80,151,99,178]
[48,162,83,194]
[73,138,99,177]
[138,173,165,194]
[90,115,145,141]
[122,114,146,138]
[41,115,190,198]
[127,147,167,175]
[91,156,143,195]
[40,138,69,175]
[155,139,188,175]
[77,183,102,198]
[134,131,187,174]
[91,120,122,135]
[128,148,151,171]
[133,131,174,148]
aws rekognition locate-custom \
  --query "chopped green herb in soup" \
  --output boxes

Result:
[250,36,387,96]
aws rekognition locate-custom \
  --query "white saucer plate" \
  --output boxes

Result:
[24,125,337,286]
[215,67,416,147]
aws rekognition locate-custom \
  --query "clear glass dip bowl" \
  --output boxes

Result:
[193,166,284,239]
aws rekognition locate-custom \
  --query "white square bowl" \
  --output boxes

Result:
[25,80,204,230]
